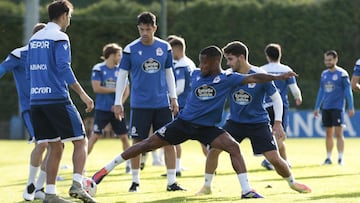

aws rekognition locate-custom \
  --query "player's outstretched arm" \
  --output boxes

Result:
[242,71,298,84]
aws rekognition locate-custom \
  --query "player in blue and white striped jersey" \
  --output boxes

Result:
[314,50,354,165]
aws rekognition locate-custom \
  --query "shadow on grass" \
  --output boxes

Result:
[297,191,360,201]
[140,195,240,203]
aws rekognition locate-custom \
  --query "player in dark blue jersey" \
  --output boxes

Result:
[96,12,182,192]
[314,50,354,165]
[196,41,311,197]
[0,23,49,201]
[351,59,360,91]
[27,1,97,202]
[87,43,131,173]
[92,45,297,197]
[260,43,303,170]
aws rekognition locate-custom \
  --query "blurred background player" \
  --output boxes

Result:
[196,41,311,197]
[27,1,97,202]
[0,23,48,201]
[351,59,360,91]
[93,11,182,192]
[87,43,131,173]
[260,43,302,170]
[314,50,354,165]
[164,35,196,176]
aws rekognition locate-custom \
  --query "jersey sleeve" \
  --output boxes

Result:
[264,81,277,96]
[353,59,360,76]
[55,40,77,85]
[174,66,186,81]
[91,69,102,81]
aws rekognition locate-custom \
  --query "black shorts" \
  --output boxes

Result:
[155,118,225,146]
[30,102,85,143]
[93,110,128,135]
[266,106,288,130]
[129,107,173,139]
[223,120,277,155]
[321,109,344,127]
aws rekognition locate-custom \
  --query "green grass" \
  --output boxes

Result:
[1,138,360,203]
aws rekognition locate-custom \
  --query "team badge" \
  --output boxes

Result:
[213,76,221,83]
[131,126,138,137]
[248,83,256,88]
[157,126,167,137]
[332,74,338,81]
[156,47,163,56]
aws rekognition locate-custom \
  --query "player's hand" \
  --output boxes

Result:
[348,109,355,117]
[273,121,285,141]
[295,98,302,106]
[80,92,94,113]
[170,98,179,116]
[277,71,298,80]
[314,110,320,118]
[114,105,124,121]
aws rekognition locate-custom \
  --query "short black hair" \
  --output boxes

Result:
[324,50,338,58]
[137,11,156,26]
[200,45,223,60]
[222,41,248,60]
[48,0,73,21]
[265,43,281,61]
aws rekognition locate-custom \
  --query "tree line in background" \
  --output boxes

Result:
[0,0,359,121]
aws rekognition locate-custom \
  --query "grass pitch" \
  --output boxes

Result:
[0,138,360,203]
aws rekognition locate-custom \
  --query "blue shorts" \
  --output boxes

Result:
[30,102,85,143]
[321,109,344,127]
[223,120,277,155]
[155,118,225,146]
[93,110,128,136]
[129,107,173,140]
[266,106,288,130]
[22,110,35,142]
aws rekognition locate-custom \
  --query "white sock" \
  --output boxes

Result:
[204,173,214,187]
[35,170,46,190]
[338,152,343,160]
[327,152,332,159]
[46,184,56,195]
[285,175,295,186]
[126,160,131,168]
[28,165,39,185]
[176,158,181,172]
[105,154,125,171]
[167,169,176,185]
[238,173,252,194]
[73,173,83,185]
[132,169,140,184]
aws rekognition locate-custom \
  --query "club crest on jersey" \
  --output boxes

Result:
[213,76,221,83]
[232,89,252,105]
[156,47,163,56]
[248,83,256,88]
[195,85,216,100]
[142,58,161,73]
[324,81,335,93]
[332,74,338,81]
